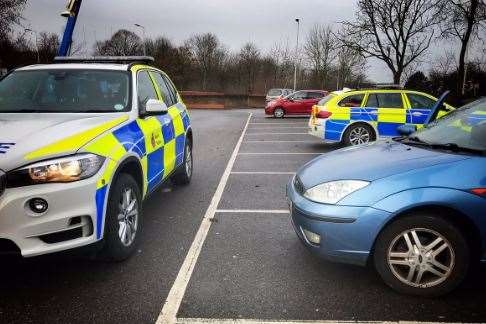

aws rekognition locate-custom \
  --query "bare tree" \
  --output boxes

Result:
[37,32,59,63]
[336,46,367,89]
[439,0,486,96]
[187,33,226,90]
[94,29,142,56]
[430,50,458,75]
[269,41,294,88]
[0,0,27,38]
[239,42,261,92]
[340,0,439,84]
[304,24,335,89]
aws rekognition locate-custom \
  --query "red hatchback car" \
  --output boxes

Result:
[265,90,327,118]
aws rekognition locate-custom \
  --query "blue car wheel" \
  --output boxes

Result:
[374,213,470,297]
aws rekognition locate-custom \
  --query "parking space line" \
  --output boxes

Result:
[216,209,290,214]
[156,113,252,324]
[238,152,323,155]
[247,127,308,129]
[231,171,295,175]
[249,123,307,125]
[245,133,309,135]
[243,140,319,143]
[176,318,458,324]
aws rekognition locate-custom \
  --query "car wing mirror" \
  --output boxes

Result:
[426,91,450,125]
[145,99,168,114]
[397,124,417,136]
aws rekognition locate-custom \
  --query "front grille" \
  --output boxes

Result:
[294,175,305,195]
[0,170,6,197]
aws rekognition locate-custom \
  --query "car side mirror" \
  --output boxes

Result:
[397,124,417,136]
[145,99,168,114]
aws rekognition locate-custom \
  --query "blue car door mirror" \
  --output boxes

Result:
[397,124,417,136]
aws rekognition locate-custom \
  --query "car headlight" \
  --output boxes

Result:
[303,180,370,204]
[7,153,105,187]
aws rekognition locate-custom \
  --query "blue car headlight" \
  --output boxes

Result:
[303,180,370,204]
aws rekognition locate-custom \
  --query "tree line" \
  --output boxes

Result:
[2,0,486,103]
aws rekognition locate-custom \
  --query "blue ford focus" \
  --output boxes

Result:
[287,96,486,296]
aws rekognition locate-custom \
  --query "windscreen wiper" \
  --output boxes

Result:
[430,143,485,155]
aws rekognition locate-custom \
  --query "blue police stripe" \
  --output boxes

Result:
[0,143,15,154]
[95,185,108,239]
[112,121,146,157]
[468,114,486,126]
[147,148,164,192]
[378,122,402,136]
[175,134,185,166]
[350,108,378,122]
[325,120,349,141]
[159,117,175,143]
[182,113,190,131]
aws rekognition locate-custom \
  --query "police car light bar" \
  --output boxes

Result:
[53,56,155,64]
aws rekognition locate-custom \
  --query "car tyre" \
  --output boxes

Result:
[374,213,470,297]
[172,139,193,185]
[273,107,285,118]
[343,123,374,146]
[99,173,142,261]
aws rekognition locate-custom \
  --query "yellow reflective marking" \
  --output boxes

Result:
[328,107,350,120]
[163,140,176,176]
[97,159,117,189]
[377,108,406,123]
[474,110,486,115]
[136,117,163,154]
[148,71,162,99]
[25,116,128,160]
[140,155,148,196]
[169,107,184,136]
[85,133,126,161]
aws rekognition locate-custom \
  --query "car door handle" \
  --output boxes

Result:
[412,112,424,116]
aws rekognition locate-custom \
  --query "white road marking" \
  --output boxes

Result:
[216,209,290,214]
[238,152,323,155]
[244,140,320,143]
[231,171,296,175]
[247,127,308,129]
[249,123,308,125]
[156,113,253,324]
[177,319,460,324]
[245,133,309,135]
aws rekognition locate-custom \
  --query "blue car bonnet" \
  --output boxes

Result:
[298,140,470,189]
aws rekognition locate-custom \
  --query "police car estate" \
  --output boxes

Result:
[0,56,193,260]
[309,88,454,146]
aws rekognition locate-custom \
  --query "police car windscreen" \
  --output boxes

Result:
[0,70,130,113]
[413,99,486,152]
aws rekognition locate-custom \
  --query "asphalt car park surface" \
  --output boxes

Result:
[1,109,485,324]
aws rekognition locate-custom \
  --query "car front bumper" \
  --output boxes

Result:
[0,169,104,257]
[287,177,391,266]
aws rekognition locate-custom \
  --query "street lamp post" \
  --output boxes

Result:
[293,18,300,91]
[25,28,40,63]
[134,23,147,56]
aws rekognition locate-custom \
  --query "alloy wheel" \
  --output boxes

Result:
[117,187,139,247]
[185,144,193,177]
[349,126,371,145]
[387,228,455,288]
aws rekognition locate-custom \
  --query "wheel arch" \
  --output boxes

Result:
[340,120,377,142]
[112,156,145,196]
[368,204,482,266]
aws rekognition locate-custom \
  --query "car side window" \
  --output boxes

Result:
[375,93,403,108]
[152,72,174,107]
[163,75,179,105]
[292,91,306,100]
[338,94,364,107]
[407,93,435,109]
[365,94,379,107]
[307,92,324,99]
[137,71,158,111]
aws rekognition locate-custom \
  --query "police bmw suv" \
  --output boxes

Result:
[0,56,193,260]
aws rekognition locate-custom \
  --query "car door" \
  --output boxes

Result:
[285,91,307,114]
[135,70,167,194]
[304,92,324,114]
[375,92,407,136]
[405,93,436,127]
[150,71,187,173]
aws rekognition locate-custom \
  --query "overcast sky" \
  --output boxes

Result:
[22,0,393,83]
